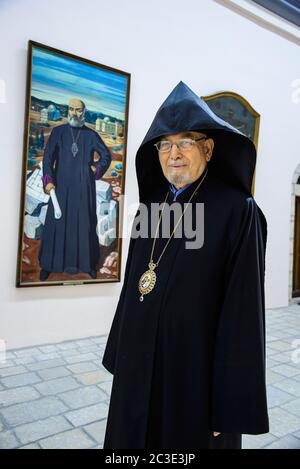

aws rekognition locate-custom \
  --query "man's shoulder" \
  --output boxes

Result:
[225,187,266,235]
[208,173,250,207]
[208,173,266,224]
[50,123,67,135]
[84,126,100,136]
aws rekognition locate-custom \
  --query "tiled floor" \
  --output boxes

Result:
[0,304,300,449]
[243,303,300,449]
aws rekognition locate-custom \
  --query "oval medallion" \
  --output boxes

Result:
[138,268,156,296]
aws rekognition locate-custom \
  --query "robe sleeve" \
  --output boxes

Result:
[42,128,59,193]
[211,196,269,435]
[102,234,136,374]
[91,132,112,180]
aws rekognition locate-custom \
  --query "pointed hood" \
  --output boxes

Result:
[135,81,256,203]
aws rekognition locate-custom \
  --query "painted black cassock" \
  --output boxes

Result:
[102,82,269,449]
[39,124,111,274]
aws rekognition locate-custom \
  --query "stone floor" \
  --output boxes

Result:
[0,304,300,449]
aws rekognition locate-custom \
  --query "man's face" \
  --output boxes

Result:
[158,131,214,189]
[68,99,85,127]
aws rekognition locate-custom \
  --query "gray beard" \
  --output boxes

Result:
[166,173,191,187]
[68,114,85,128]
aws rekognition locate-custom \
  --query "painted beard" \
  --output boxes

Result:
[68,113,85,128]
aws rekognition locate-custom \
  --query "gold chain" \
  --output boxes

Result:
[138,167,208,301]
[150,167,208,267]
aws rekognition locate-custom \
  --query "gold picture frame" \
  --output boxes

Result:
[202,91,260,195]
[16,40,131,287]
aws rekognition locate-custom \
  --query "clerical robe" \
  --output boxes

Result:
[39,123,111,274]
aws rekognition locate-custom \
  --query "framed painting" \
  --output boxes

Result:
[201,91,260,195]
[16,40,130,287]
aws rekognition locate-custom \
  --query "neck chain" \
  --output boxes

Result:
[69,125,82,157]
[138,167,208,302]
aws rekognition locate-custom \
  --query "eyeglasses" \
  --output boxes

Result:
[154,136,207,153]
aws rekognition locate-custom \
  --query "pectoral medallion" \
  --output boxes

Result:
[71,142,79,157]
[138,261,157,302]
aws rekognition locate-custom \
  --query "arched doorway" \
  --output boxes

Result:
[290,165,300,301]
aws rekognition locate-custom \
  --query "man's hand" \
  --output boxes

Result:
[49,188,62,219]
[54,206,62,219]
[213,432,221,437]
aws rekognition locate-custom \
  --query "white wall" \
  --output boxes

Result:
[0,0,300,350]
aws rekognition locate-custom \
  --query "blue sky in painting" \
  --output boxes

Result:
[31,47,128,120]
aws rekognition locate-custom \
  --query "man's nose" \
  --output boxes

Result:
[169,143,182,159]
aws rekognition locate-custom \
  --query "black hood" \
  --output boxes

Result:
[135,81,257,203]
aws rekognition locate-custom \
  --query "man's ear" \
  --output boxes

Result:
[205,138,214,158]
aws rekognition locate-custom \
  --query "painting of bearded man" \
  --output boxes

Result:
[38,97,112,280]
[17,41,130,287]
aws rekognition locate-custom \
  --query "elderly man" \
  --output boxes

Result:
[102,82,269,449]
[39,98,111,281]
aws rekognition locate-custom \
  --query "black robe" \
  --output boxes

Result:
[102,82,269,449]
[39,124,111,274]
